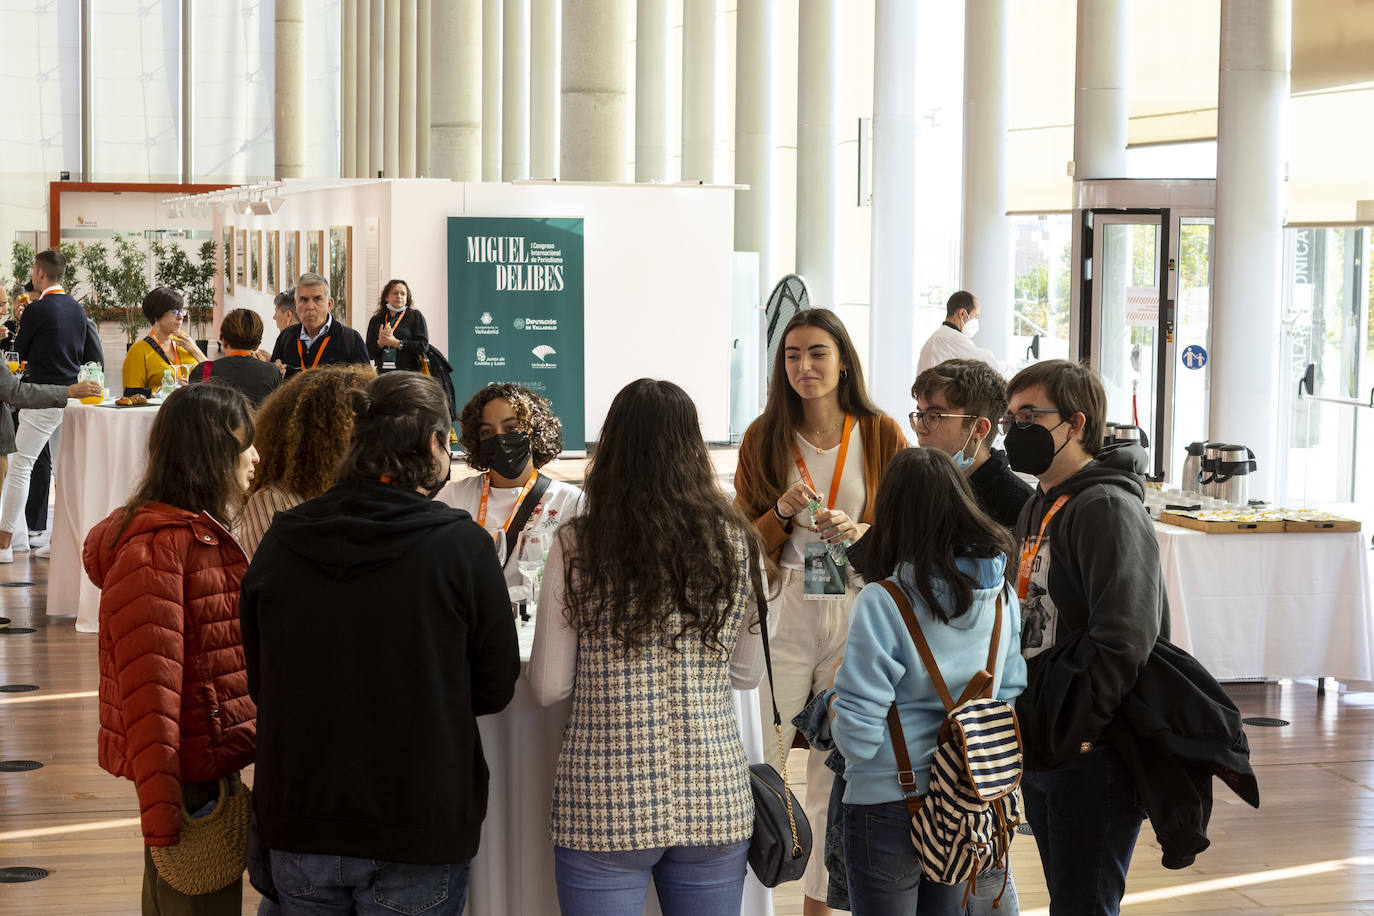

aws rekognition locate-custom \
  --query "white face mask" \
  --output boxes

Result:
[962,316,981,339]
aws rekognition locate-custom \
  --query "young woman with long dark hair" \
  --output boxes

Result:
[83,384,260,914]
[732,308,907,913]
[829,448,1027,915]
[530,378,767,916]
[364,278,430,373]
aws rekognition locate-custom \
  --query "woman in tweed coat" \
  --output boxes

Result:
[530,378,768,916]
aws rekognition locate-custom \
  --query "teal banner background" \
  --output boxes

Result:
[447,217,585,446]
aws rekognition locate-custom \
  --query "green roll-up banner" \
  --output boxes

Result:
[447,217,586,447]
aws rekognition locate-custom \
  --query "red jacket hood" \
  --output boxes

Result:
[85,503,238,589]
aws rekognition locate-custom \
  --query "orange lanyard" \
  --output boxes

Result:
[383,308,407,335]
[151,334,179,367]
[296,334,331,370]
[224,349,256,357]
[1017,495,1071,600]
[789,414,855,510]
[477,471,540,542]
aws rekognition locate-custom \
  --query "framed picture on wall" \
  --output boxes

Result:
[306,230,324,275]
[329,225,352,325]
[266,230,278,292]
[283,230,299,288]
[250,230,262,290]
[235,229,247,287]
[222,226,234,295]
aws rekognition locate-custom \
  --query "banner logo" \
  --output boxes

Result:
[533,345,557,362]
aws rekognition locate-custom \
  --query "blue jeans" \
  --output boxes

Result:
[553,842,749,916]
[1021,747,1145,915]
[842,800,1018,916]
[268,851,470,915]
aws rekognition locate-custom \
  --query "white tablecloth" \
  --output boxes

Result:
[466,626,774,916]
[1155,521,1374,680]
[46,403,161,632]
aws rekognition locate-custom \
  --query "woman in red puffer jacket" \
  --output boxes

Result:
[84,383,260,915]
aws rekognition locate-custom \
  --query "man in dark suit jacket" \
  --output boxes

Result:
[0,249,89,561]
[268,272,370,378]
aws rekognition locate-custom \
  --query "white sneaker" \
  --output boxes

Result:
[28,530,50,548]
[34,543,51,559]
[10,539,28,554]
[0,547,13,564]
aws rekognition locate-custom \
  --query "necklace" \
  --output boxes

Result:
[806,417,844,453]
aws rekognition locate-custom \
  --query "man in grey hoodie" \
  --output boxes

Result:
[1001,359,1168,915]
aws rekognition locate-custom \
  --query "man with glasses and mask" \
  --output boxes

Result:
[1002,358,1167,915]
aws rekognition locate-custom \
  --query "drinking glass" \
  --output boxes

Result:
[4,352,19,374]
[517,530,553,607]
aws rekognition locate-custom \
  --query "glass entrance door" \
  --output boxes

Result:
[1167,218,1215,483]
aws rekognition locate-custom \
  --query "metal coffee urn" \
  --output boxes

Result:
[1202,443,1226,497]
[1181,442,1206,494]
[1214,445,1257,505]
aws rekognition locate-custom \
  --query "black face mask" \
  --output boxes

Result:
[477,431,532,480]
[1004,420,1069,477]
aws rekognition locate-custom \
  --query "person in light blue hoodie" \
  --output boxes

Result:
[827,447,1028,916]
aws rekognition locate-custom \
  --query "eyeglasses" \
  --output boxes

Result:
[169,309,187,318]
[998,406,1062,434]
[909,409,976,433]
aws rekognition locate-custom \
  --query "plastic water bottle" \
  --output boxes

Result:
[158,368,176,399]
[807,499,849,566]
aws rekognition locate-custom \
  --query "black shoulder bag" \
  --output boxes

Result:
[501,474,553,571]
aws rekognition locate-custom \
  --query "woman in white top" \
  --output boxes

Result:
[451,383,583,583]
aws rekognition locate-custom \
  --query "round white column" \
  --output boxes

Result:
[417,0,432,176]
[635,0,672,182]
[503,0,531,179]
[1073,0,1128,180]
[385,0,402,177]
[274,0,307,179]
[531,0,560,178]
[734,0,778,298]
[1210,0,1290,498]
[370,0,386,177]
[342,0,358,177]
[482,0,503,180]
[960,0,1011,364]
[401,0,417,177]
[868,0,918,428]
[682,0,726,183]
[357,0,373,179]
[432,0,482,179]
[561,0,631,182]
[795,0,840,309]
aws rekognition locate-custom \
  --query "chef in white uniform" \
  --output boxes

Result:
[916,290,1009,377]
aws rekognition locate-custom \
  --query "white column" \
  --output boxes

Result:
[370,0,386,177]
[273,0,306,179]
[417,0,432,176]
[385,0,402,176]
[483,0,503,180]
[795,0,840,309]
[960,0,1011,364]
[531,0,560,177]
[868,0,918,427]
[342,0,358,177]
[561,0,631,181]
[681,0,725,182]
[358,0,373,179]
[401,0,417,177]
[1210,0,1290,498]
[635,0,672,182]
[734,0,777,297]
[432,0,482,180]
[1072,0,1128,180]
[503,0,531,179]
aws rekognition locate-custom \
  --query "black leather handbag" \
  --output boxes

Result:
[746,553,812,887]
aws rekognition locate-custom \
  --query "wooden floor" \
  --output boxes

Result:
[5,550,1374,914]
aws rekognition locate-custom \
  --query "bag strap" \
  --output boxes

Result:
[748,540,803,858]
[500,473,553,571]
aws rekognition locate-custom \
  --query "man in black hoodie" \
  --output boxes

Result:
[1002,359,1167,915]
[241,372,519,913]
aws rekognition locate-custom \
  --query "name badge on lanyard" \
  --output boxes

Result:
[792,415,855,600]
[381,347,398,370]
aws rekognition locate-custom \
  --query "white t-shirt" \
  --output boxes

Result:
[780,430,868,569]
[442,473,586,585]
[916,323,1009,377]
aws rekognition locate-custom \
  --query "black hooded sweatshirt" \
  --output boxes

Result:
[1012,442,1170,770]
[240,478,520,864]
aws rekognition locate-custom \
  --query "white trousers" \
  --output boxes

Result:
[758,566,861,902]
[0,407,64,546]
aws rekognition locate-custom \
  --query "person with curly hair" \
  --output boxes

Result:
[364,278,430,373]
[239,364,376,557]
[447,382,582,584]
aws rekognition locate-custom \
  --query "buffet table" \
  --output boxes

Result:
[46,402,162,632]
[1155,521,1374,681]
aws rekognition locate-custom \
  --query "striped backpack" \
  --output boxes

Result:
[877,580,1023,907]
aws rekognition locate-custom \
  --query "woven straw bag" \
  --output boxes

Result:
[149,779,253,896]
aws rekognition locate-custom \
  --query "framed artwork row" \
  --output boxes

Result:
[221,226,352,324]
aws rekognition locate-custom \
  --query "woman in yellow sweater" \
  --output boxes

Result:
[122,288,206,396]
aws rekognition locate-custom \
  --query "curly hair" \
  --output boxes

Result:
[457,383,564,471]
[248,364,377,500]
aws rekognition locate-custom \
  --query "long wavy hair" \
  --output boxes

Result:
[852,447,1015,623]
[373,278,414,319]
[561,378,764,652]
[753,308,883,503]
[116,384,254,537]
[248,364,376,500]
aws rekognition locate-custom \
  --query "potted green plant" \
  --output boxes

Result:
[110,234,150,348]
[189,240,217,348]
[78,243,117,324]
[10,241,34,292]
